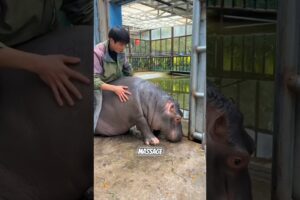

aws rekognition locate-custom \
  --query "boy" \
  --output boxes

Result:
[94,27,133,131]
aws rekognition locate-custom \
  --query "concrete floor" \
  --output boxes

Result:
[94,134,206,200]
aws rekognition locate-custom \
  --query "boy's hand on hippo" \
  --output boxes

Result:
[0,48,90,107]
[33,54,90,106]
[113,85,131,102]
[144,136,160,145]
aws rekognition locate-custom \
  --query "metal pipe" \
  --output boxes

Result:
[193,132,204,141]
[196,46,206,53]
[189,0,206,143]
[189,0,200,140]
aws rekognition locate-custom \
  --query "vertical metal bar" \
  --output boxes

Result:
[127,27,132,57]
[252,35,256,73]
[237,82,240,109]
[189,0,206,141]
[160,28,162,56]
[272,0,298,198]
[139,32,142,56]
[185,20,188,55]
[254,80,260,157]
[177,37,180,54]
[171,27,174,71]
[262,34,266,74]
[241,35,245,74]
[149,29,152,71]
[230,36,234,72]
[98,0,109,41]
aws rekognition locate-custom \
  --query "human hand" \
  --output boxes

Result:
[113,85,131,102]
[32,54,90,106]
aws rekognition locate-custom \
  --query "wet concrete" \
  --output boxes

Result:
[94,135,206,200]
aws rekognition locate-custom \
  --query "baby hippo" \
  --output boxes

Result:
[95,76,183,145]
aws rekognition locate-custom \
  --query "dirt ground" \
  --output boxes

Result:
[94,134,206,200]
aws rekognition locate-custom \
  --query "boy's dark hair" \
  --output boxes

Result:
[108,27,130,44]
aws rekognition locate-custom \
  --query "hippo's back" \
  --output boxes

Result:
[96,76,165,136]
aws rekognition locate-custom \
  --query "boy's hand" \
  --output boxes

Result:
[0,48,90,106]
[113,85,131,102]
[33,54,90,106]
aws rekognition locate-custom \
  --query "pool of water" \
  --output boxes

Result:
[148,75,191,119]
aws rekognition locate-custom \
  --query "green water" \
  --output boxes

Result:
[149,76,190,118]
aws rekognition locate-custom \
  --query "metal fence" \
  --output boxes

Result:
[129,55,191,73]
[207,0,277,10]
[207,33,276,80]
[207,32,276,158]
[126,27,192,73]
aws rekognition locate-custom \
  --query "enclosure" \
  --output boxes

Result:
[94,0,206,199]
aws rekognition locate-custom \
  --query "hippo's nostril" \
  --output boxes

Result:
[227,155,249,170]
[234,158,241,166]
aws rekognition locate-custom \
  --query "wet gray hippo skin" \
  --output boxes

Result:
[95,76,183,145]
[0,26,93,200]
[206,82,255,200]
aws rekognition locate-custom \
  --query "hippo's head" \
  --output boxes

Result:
[206,103,255,200]
[158,100,183,143]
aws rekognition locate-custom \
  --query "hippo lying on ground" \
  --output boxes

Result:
[95,76,183,145]
[206,81,255,200]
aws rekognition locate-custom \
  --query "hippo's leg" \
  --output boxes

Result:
[136,117,159,145]
[129,126,142,138]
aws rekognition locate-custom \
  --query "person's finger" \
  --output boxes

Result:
[55,78,75,106]
[60,55,81,64]
[122,86,128,89]
[49,81,64,106]
[122,93,129,102]
[122,93,127,102]
[120,93,127,102]
[118,94,123,102]
[122,93,129,101]
[124,90,132,95]
[61,76,82,100]
[66,68,90,84]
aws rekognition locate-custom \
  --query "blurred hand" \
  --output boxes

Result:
[33,54,90,106]
[113,85,131,102]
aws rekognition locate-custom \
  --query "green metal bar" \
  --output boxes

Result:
[171,27,174,71]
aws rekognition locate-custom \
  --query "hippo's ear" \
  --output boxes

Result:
[207,112,229,143]
[165,101,176,115]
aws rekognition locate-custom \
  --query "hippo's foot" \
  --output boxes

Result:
[144,136,160,145]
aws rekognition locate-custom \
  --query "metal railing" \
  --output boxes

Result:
[207,33,276,80]
[129,55,191,73]
[208,0,277,10]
